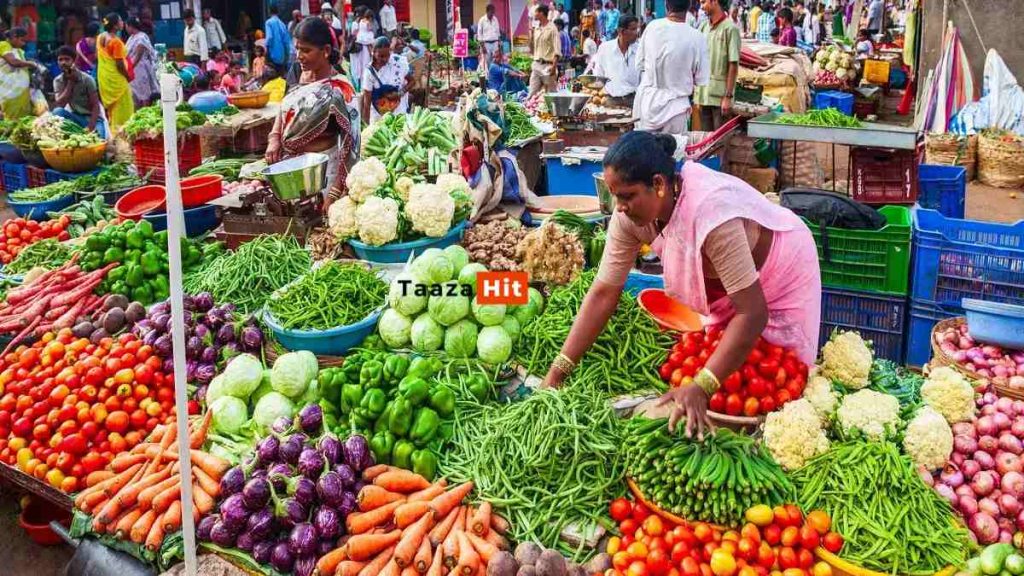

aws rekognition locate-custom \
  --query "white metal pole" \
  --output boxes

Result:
[160,72,199,576]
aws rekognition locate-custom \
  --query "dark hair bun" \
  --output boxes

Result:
[653,133,678,157]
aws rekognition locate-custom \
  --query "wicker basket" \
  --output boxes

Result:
[930,317,1024,399]
[40,142,107,173]
[978,130,1024,189]
[814,548,956,576]
[925,133,977,180]
[263,334,345,368]
[707,411,763,434]
[626,478,728,530]
[227,90,271,109]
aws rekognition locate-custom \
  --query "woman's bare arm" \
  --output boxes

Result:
[542,279,623,387]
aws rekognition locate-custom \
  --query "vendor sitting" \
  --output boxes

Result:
[587,15,640,102]
[542,131,821,438]
[52,45,108,138]
[482,45,527,94]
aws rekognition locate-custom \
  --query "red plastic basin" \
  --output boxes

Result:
[18,499,71,546]
[180,174,223,207]
[637,289,703,332]
[116,184,166,221]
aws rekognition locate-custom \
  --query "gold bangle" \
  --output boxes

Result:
[694,368,720,396]
[552,353,576,376]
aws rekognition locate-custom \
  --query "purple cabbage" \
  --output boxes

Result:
[294,555,317,576]
[209,519,237,547]
[280,435,305,464]
[338,492,357,518]
[335,464,356,488]
[196,515,217,541]
[296,404,323,435]
[195,363,216,384]
[252,541,274,564]
[316,471,346,508]
[219,467,246,497]
[297,447,326,480]
[245,508,275,540]
[200,346,218,365]
[242,477,272,510]
[241,326,263,351]
[319,435,343,466]
[220,494,249,532]
[235,531,255,552]
[194,292,214,312]
[270,542,294,573]
[290,476,317,507]
[256,436,280,465]
[313,506,342,540]
[288,523,319,557]
[343,435,372,472]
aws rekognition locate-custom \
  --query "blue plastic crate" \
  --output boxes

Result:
[44,167,101,185]
[545,157,602,196]
[819,287,907,362]
[912,207,1024,309]
[624,270,664,296]
[918,165,966,219]
[905,299,963,367]
[812,90,854,116]
[2,163,28,192]
[698,156,721,171]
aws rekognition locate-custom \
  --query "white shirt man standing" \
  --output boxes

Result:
[477,4,503,68]
[529,5,562,97]
[380,0,398,36]
[183,9,209,64]
[201,8,227,55]
[589,15,640,99]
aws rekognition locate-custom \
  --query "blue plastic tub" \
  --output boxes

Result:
[7,195,75,220]
[963,298,1024,349]
[905,299,963,367]
[624,269,665,296]
[45,167,101,185]
[265,308,383,356]
[918,165,966,219]
[2,162,28,192]
[0,143,25,164]
[698,156,722,171]
[812,90,854,115]
[349,221,467,264]
[819,287,907,361]
[141,203,221,237]
[545,157,602,196]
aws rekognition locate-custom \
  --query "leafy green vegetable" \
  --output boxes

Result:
[774,109,862,128]
[220,353,264,400]
[123,104,207,141]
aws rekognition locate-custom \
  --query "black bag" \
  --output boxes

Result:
[781,187,886,265]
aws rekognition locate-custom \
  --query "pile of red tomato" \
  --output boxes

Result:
[605,498,844,576]
[0,216,72,264]
[658,329,809,417]
[0,329,176,492]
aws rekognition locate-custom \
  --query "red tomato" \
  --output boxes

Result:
[104,411,129,434]
[672,542,691,564]
[60,433,87,455]
[797,550,814,570]
[669,351,686,368]
[671,369,686,387]
[778,548,798,570]
[129,409,147,429]
[780,527,799,548]
[660,363,674,381]
[675,525,698,546]
[737,537,758,561]
[756,543,776,569]
[746,348,764,365]
[621,518,639,537]
[722,373,742,394]
[709,392,726,413]
[822,533,843,554]
[759,396,777,414]
[798,526,820,550]
[632,503,651,523]
[647,549,672,576]
[763,525,781,546]
[681,557,701,576]
[725,394,743,416]
[774,389,793,406]
[742,397,760,417]
[610,498,633,522]
[784,506,803,527]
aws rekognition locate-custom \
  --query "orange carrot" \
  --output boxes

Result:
[151,483,181,513]
[358,485,406,512]
[345,530,402,562]
[394,512,434,568]
[73,463,139,504]
[110,453,148,473]
[362,464,392,481]
[191,464,221,498]
[379,560,401,576]
[470,502,491,537]
[374,469,431,493]
[427,482,474,521]
[426,544,444,576]
[464,532,498,564]
[189,410,213,448]
[483,529,508,551]
[189,449,230,479]
[314,545,348,576]
[490,514,509,535]
[138,474,180,510]
[442,508,466,568]
[413,536,432,574]
[79,490,109,514]
[114,508,143,537]
[401,566,419,576]
[337,560,368,576]
[454,531,480,576]
[98,465,174,523]
[145,511,167,551]
[357,545,396,576]
[346,500,404,535]
[193,482,216,515]
[130,509,157,543]
[104,464,147,497]
[428,505,461,547]
[163,499,181,532]
[394,501,431,529]
[85,470,115,488]
[407,482,447,503]
[144,416,177,474]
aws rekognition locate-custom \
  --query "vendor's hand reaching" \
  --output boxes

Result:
[540,366,565,389]
[265,141,282,165]
[656,384,713,439]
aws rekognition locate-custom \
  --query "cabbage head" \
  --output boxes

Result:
[249,370,274,409]
[511,287,546,326]
[221,353,264,400]
[477,325,513,364]
[253,392,295,430]
[271,351,318,399]
[388,272,427,316]
[471,296,506,326]
[205,374,227,405]
[379,308,413,348]
[458,263,488,292]
[428,282,470,326]
[210,396,249,435]
[410,248,453,285]
[410,314,444,352]
[444,319,479,358]
[501,316,521,344]
[443,245,470,275]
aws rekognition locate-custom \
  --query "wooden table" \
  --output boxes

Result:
[0,462,73,512]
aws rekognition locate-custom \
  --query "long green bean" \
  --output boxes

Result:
[267,262,387,330]
[774,108,863,128]
[4,239,76,275]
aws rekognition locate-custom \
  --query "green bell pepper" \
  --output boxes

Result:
[374,403,394,435]
[154,230,169,247]
[343,359,363,383]
[131,284,153,304]
[124,264,144,288]
[140,252,161,276]
[151,276,170,302]
[370,431,396,464]
[467,374,491,403]
[398,377,430,406]
[409,407,440,446]
[411,449,438,480]
[340,383,363,413]
[383,354,410,385]
[110,280,127,296]
[360,360,384,388]
[106,266,126,283]
[360,388,388,419]
[391,439,416,469]
[103,246,125,265]
[126,228,145,249]
[350,409,373,429]
[136,219,155,239]
[388,397,413,437]
[85,235,109,252]
[407,356,440,380]
[428,386,456,417]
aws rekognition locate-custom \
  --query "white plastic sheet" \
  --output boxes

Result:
[950,50,1024,136]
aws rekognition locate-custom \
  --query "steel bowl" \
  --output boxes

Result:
[262,153,329,201]
[577,75,609,90]
[593,173,615,215]
[544,92,591,117]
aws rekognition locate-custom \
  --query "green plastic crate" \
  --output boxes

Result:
[805,205,911,295]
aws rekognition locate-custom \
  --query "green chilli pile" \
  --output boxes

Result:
[624,419,793,527]
[791,440,970,575]
[267,262,387,330]
[515,270,674,395]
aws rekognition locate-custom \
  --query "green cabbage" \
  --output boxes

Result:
[249,370,274,410]
[221,353,264,400]
[471,296,506,326]
[458,263,488,292]
[501,316,521,344]
[410,314,444,352]
[252,392,295,430]
[388,272,427,316]
[443,245,470,275]
[210,396,249,435]
[205,374,227,405]
[511,287,546,327]
[379,308,413,348]
[410,248,453,285]
[477,325,513,364]
[270,351,318,399]
[444,319,479,358]
[427,281,470,326]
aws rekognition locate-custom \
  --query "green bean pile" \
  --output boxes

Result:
[438,388,626,558]
[4,239,76,275]
[774,108,863,128]
[503,102,541,145]
[791,440,970,575]
[515,270,675,395]
[183,234,311,314]
[267,262,387,330]
[9,181,77,203]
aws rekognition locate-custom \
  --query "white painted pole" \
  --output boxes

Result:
[160,72,199,576]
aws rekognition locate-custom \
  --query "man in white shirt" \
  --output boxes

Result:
[201,8,227,56]
[865,0,883,34]
[558,3,570,26]
[380,0,398,36]
[183,9,209,64]
[588,15,640,100]
[633,0,710,134]
[477,4,502,68]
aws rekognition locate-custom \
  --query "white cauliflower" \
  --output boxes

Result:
[903,406,954,470]
[405,182,455,238]
[355,195,400,246]
[394,176,415,202]
[835,389,901,441]
[327,196,358,240]
[346,157,389,202]
[820,330,873,389]
[436,173,471,196]
[803,372,839,422]
[763,399,831,471]
[921,366,976,424]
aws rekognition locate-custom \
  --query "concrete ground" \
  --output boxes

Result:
[0,489,74,576]
[966,181,1024,223]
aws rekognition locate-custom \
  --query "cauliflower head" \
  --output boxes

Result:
[921,366,976,424]
[902,406,954,470]
[836,389,901,441]
[327,196,359,240]
[355,195,400,246]
[820,330,873,389]
[406,182,455,238]
[804,372,839,422]
[436,173,471,196]
[346,157,389,202]
[763,399,831,471]
[394,176,416,202]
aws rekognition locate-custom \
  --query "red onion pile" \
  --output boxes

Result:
[934,324,1024,389]
[930,392,1024,544]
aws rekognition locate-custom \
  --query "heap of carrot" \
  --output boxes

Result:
[72,411,230,552]
[314,466,509,576]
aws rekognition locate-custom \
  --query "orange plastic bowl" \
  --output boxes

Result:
[638,289,703,332]
[180,174,224,207]
[18,499,71,546]
[115,184,167,221]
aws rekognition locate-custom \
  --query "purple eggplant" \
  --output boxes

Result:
[242,477,272,510]
[294,555,317,576]
[154,334,173,358]
[221,493,249,532]
[151,313,170,332]
[221,302,237,313]
[194,292,214,312]
[150,301,171,316]
[297,447,326,480]
[251,468,268,480]
[193,323,211,344]
[141,330,159,347]
[280,435,305,465]
[313,506,342,540]
[241,325,263,351]
[270,542,294,573]
[221,341,241,362]
[196,515,217,541]
[335,464,356,488]
[185,360,198,382]
[186,335,203,358]
[200,346,218,365]
[296,404,323,435]
[316,471,346,508]
[268,463,292,492]
[290,476,317,507]
[195,363,216,384]
[318,435,343,466]
[256,436,280,465]
[317,539,337,557]
[288,523,319,557]
[209,519,237,547]
[338,491,357,518]
[204,308,226,329]
[352,480,366,495]
[235,531,256,552]
[271,416,293,434]
[275,497,308,527]
[245,508,275,540]
[220,466,246,497]
[182,295,196,311]
[252,540,274,565]
[217,323,237,345]
[162,358,175,375]
[194,385,208,403]
[343,435,372,472]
